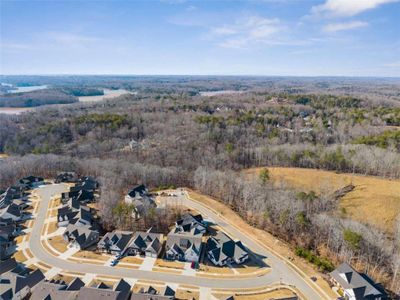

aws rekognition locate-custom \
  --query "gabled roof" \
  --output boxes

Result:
[66,277,85,291]
[207,232,248,264]
[330,263,386,299]
[0,258,17,275]
[64,223,98,247]
[125,231,163,252]
[0,203,22,218]
[127,185,147,198]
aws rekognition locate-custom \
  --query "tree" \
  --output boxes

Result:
[259,168,270,184]
[344,228,362,251]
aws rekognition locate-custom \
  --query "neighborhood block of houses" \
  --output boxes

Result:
[0,257,177,300]
[1,174,391,300]
[0,176,43,260]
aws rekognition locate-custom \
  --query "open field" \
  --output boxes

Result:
[244,167,400,235]
[0,107,32,115]
[78,89,133,102]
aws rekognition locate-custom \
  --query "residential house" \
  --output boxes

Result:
[165,230,202,262]
[30,277,85,300]
[330,262,387,300]
[98,231,133,255]
[55,172,78,183]
[62,189,94,207]
[63,223,99,250]
[0,258,19,276]
[124,185,156,219]
[76,176,99,193]
[174,213,206,235]
[18,176,44,189]
[57,205,95,228]
[0,204,24,223]
[131,285,175,300]
[0,187,25,209]
[0,269,45,300]
[123,231,163,258]
[206,232,248,266]
[0,224,18,260]
[76,279,131,300]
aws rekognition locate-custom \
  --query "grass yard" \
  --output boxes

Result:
[48,235,68,253]
[213,288,297,300]
[176,289,200,300]
[46,221,58,234]
[119,256,143,264]
[72,250,110,261]
[13,251,28,263]
[244,167,400,235]
[89,279,117,288]
[155,259,185,270]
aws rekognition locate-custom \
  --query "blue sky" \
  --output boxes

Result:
[0,0,399,76]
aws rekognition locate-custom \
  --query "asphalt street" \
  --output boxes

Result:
[28,184,329,299]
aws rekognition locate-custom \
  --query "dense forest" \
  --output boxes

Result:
[0,89,78,107]
[0,76,399,295]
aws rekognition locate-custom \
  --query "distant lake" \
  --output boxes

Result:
[3,84,48,93]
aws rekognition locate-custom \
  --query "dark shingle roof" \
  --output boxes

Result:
[330,263,387,299]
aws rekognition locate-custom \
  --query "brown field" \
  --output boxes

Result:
[244,167,400,235]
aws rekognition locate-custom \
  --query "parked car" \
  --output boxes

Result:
[110,259,118,266]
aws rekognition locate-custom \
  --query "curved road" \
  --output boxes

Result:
[29,184,328,299]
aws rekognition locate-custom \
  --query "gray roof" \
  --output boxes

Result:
[207,232,248,264]
[98,231,133,251]
[124,231,163,254]
[0,269,45,299]
[330,263,386,299]
[166,230,202,255]
[76,279,131,300]
[131,285,175,300]
[64,223,98,248]
[0,258,18,275]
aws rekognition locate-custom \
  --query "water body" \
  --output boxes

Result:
[2,84,48,93]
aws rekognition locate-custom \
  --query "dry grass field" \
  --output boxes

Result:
[244,167,400,235]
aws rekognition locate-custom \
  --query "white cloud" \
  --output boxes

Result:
[312,0,399,17]
[210,16,283,49]
[323,21,368,32]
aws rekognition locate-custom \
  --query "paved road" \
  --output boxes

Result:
[29,184,328,299]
